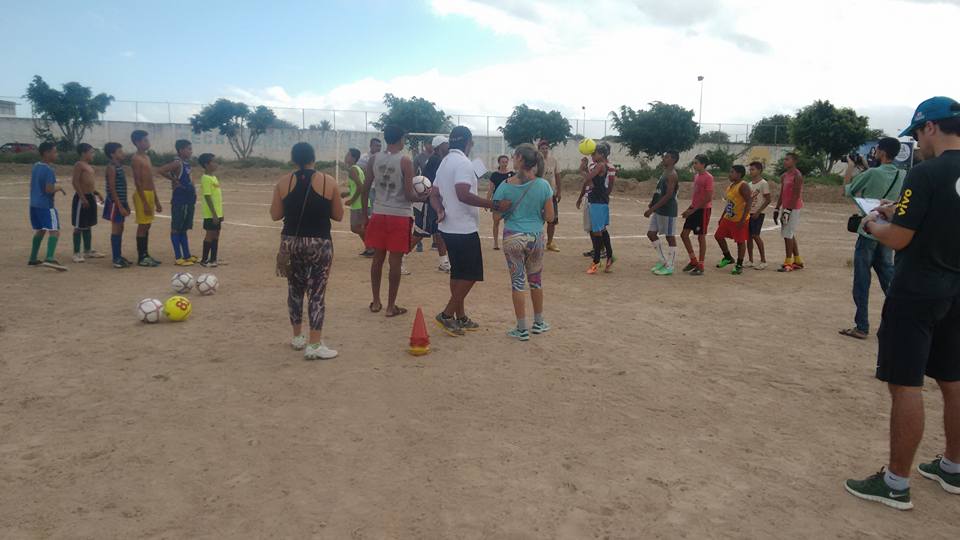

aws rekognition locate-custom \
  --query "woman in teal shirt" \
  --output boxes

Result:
[493,143,556,341]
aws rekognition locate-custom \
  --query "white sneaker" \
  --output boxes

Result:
[84,250,105,258]
[755,262,768,270]
[72,253,85,263]
[438,261,451,273]
[290,335,307,350]
[304,342,338,360]
[745,261,754,268]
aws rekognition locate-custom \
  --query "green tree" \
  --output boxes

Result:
[24,75,114,150]
[499,104,573,148]
[372,93,452,150]
[704,147,736,172]
[749,114,792,145]
[698,130,730,144]
[609,101,698,159]
[790,100,869,174]
[270,118,299,130]
[189,99,277,159]
[867,128,888,140]
[308,120,333,132]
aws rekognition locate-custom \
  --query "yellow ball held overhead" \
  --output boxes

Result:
[578,138,597,156]
[164,295,193,322]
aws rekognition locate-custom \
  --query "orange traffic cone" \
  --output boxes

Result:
[409,307,431,356]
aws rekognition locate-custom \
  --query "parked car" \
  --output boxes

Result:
[0,142,38,153]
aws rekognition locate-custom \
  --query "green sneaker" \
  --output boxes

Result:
[651,262,665,274]
[918,456,960,494]
[653,265,674,276]
[844,470,913,510]
[507,327,530,341]
[731,264,744,275]
[716,256,734,268]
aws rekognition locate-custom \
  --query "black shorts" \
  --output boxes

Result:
[440,231,483,282]
[71,193,98,229]
[876,294,960,386]
[749,213,765,237]
[171,203,195,231]
[413,204,438,238]
[682,208,711,235]
[202,217,222,231]
[549,197,559,225]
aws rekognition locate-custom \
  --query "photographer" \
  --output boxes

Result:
[838,137,904,340]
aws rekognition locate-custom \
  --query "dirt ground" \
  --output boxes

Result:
[0,163,955,539]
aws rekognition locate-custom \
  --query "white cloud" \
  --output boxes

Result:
[229,0,960,138]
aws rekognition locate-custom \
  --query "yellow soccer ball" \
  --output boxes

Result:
[578,138,597,156]
[164,295,193,322]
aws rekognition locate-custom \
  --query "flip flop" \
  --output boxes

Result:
[839,328,868,340]
[369,302,382,313]
[385,306,408,318]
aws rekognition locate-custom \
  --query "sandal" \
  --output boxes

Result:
[369,302,382,313]
[385,306,408,318]
[839,328,868,340]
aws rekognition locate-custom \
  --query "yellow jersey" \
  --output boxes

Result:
[723,180,749,222]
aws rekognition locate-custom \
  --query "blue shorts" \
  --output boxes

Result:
[102,199,127,224]
[30,207,60,231]
[589,203,609,233]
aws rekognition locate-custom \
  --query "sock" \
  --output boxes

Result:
[440,254,449,265]
[136,236,146,261]
[601,230,613,259]
[171,233,183,260]
[736,257,743,266]
[784,257,794,266]
[795,255,804,265]
[30,235,43,261]
[591,235,603,264]
[666,245,677,269]
[143,230,151,256]
[81,229,92,252]
[180,233,191,258]
[534,313,544,325]
[45,236,58,260]
[651,239,665,264]
[211,239,218,261]
[111,234,122,260]
[884,469,909,491]
[941,456,960,474]
[73,231,82,254]
[202,241,211,262]
[517,318,527,331]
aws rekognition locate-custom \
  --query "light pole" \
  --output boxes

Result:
[581,106,586,137]
[697,75,704,128]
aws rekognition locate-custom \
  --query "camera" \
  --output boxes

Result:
[840,152,867,168]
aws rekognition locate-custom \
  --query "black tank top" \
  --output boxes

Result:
[281,170,332,239]
[588,166,609,204]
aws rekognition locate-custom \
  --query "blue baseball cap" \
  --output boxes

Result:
[899,96,960,137]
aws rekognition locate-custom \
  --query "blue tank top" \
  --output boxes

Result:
[171,158,196,205]
[106,164,128,205]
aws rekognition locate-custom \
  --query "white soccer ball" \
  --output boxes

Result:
[412,175,432,195]
[196,273,219,296]
[171,272,195,293]
[136,298,164,324]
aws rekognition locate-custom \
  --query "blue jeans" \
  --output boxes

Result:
[853,235,894,333]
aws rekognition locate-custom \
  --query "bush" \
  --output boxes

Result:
[233,156,289,169]
[774,152,825,176]
[703,147,736,174]
[0,152,41,164]
[615,163,692,182]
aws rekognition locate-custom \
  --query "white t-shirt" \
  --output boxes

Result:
[749,178,771,214]
[435,149,479,234]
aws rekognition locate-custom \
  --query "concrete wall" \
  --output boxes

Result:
[0,117,792,171]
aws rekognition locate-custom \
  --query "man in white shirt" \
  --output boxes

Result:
[430,126,511,336]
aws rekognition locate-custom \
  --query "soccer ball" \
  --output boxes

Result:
[412,175,432,195]
[196,273,219,296]
[171,272,194,293]
[578,138,597,156]
[136,298,164,324]
[164,295,192,322]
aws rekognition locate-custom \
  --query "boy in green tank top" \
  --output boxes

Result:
[341,148,367,254]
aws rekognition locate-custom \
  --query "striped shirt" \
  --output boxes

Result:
[106,163,128,205]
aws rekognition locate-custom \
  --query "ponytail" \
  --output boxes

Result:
[514,143,544,178]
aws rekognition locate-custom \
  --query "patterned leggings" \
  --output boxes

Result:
[502,229,544,291]
[282,235,334,331]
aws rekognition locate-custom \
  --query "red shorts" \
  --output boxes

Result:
[365,214,412,253]
[714,217,750,243]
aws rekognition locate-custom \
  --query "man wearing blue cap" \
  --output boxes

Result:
[845,97,960,509]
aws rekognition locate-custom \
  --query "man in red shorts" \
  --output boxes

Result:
[714,165,752,275]
[362,125,425,317]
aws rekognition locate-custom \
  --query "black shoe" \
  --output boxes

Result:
[28,260,42,266]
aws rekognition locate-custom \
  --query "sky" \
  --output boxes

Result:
[3,0,959,138]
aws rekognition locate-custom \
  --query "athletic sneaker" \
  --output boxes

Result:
[401,256,411,276]
[604,256,616,273]
[112,258,130,269]
[731,264,744,275]
[755,262,768,270]
[917,456,960,494]
[458,316,480,331]
[690,267,704,276]
[41,259,67,271]
[290,335,307,351]
[583,249,606,258]
[438,260,451,273]
[745,261,755,268]
[415,241,424,253]
[531,321,551,334]
[138,256,161,267]
[682,261,697,272]
[120,257,134,266]
[651,262,665,274]
[716,256,734,268]
[546,242,560,252]
[72,253,85,263]
[28,260,42,267]
[435,313,464,337]
[587,262,600,275]
[304,342,338,360]
[777,264,795,273]
[507,327,530,341]
[844,470,913,510]
[653,265,674,276]
[175,258,195,267]
[187,255,199,263]
[360,248,375,258]
[84,250,105,258]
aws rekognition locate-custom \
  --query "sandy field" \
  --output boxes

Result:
[0,163,955,539]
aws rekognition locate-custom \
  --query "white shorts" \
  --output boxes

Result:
[647,214,677,236]
[780,208,801,239]
[582,202,591,233]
